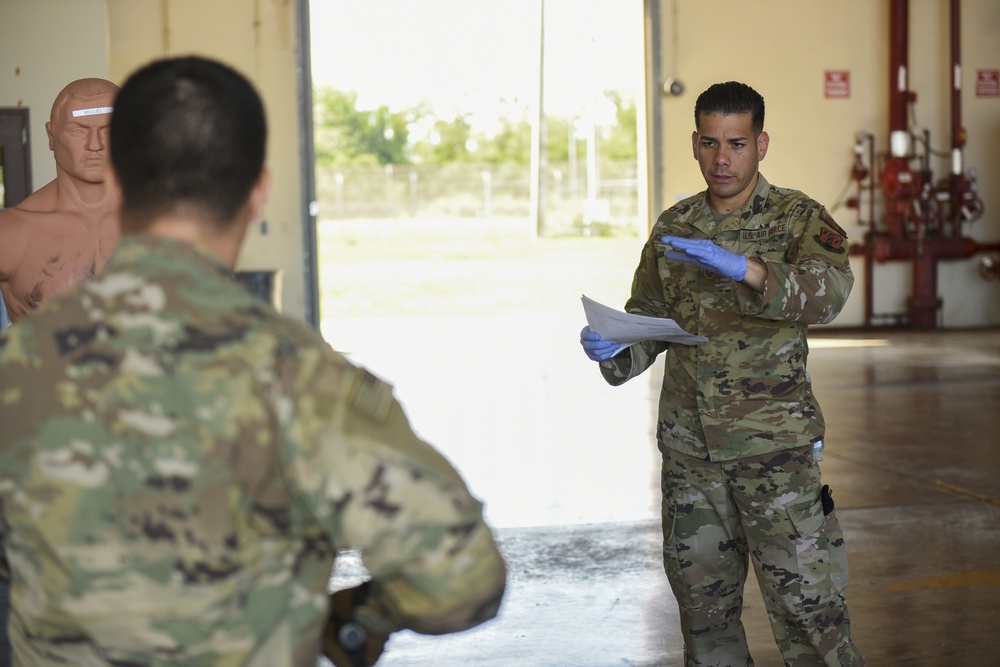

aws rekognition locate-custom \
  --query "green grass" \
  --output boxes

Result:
[317,216,646,319]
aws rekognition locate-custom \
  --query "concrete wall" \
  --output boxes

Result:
[0,0,310,322]
[646,0,1000,327]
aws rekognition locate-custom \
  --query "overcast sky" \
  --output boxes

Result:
[308,0,643,130]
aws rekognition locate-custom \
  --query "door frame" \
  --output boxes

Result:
[0,108,33,209]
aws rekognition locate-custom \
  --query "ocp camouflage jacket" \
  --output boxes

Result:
[601,174,853,462]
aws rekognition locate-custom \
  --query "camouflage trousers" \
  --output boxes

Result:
[660,446,866,667]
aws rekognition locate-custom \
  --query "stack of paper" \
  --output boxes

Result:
[581,294,707,349]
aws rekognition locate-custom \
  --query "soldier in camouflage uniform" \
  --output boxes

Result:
[0,56,506,667]
[580,82,865,666]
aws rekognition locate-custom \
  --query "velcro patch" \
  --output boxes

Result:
[814,209,849,254]
[814,226,846,253]
[348,369,394,423]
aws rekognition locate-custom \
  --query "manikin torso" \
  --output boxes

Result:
[0,188,118,321]
[0,78,120,323]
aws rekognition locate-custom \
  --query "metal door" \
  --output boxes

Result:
[0,107,32,328]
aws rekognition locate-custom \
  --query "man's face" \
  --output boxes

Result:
[47,92,115,185]
[692,111,769,212]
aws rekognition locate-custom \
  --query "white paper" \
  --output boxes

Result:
[581,294,707,349]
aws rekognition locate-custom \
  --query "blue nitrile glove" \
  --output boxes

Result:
[661,235,748,281]
[580,326,621,361]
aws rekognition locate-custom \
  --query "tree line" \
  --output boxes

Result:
[313,86,638,167]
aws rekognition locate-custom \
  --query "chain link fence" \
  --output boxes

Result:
[315,160,639,235]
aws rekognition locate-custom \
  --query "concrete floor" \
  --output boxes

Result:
[321,318,1000,667]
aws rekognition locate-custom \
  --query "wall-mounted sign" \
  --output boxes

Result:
[975,69,999,98]
[824,70,851,99]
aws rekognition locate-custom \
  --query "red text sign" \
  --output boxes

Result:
[824,70,850,99]
[976,69,999,98]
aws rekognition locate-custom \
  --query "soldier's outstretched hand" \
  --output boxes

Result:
[662,235,748,281]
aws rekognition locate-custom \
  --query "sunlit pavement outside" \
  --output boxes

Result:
[320,313,683,667]
[322,314,663,531]
[316,217,659,531]
[316,217,687,665]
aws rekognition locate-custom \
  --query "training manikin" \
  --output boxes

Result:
[0,78,120,323]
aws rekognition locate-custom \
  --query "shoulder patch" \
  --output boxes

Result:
[348,369,394,424]
[814,209,848,253]
[814,226,846,254]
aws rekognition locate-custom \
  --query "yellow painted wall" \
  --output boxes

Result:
[106,0,308,321]
[0,0,310,321]
[647,0,1000,327]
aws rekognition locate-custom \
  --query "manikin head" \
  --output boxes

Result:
[46,78,120,185]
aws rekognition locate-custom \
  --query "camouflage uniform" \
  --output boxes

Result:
[600,174,864,666]
[0,236,506,666]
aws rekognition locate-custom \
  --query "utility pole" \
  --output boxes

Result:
[528,0,546,240]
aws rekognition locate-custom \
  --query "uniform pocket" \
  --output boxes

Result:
[782,494,850,605]
[786,491,826,538]
[752,488,850,607]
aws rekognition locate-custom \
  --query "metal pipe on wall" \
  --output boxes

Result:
[888,0,910,153]
[950,0,964,163]
[849,0,998,329]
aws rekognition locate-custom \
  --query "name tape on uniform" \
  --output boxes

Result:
[740,222,788,242]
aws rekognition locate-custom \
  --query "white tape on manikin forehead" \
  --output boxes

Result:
[71,107,113,118]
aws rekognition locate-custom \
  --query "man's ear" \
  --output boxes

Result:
[46,122,55,151]
[757,131,770,161]
[247,168,271,224]
[691,130,699,160]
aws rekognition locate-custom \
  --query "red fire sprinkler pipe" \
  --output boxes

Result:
[893,0,998,328]
[851,0,999,329]
[950,0,964,158]
[883,0,916,244]
[904,0,955,328]
[949,0,968,232]
[889,0,909,144]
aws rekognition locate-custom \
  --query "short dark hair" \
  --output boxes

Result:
[694,81,765,136]
[110,56,267,231]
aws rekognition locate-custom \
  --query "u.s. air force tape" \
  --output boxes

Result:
[348,369,393,423]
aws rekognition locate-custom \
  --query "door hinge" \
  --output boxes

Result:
[22,127,27,146]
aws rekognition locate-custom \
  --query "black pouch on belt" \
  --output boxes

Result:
[821,484,835,515]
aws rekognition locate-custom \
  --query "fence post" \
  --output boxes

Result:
[481,170,493,218]
[409,170,419,217]
[384,164,395,217]
[335,172,345,218]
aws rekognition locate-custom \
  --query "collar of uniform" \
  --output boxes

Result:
[687,173,772,237]
[104,234,235,281]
